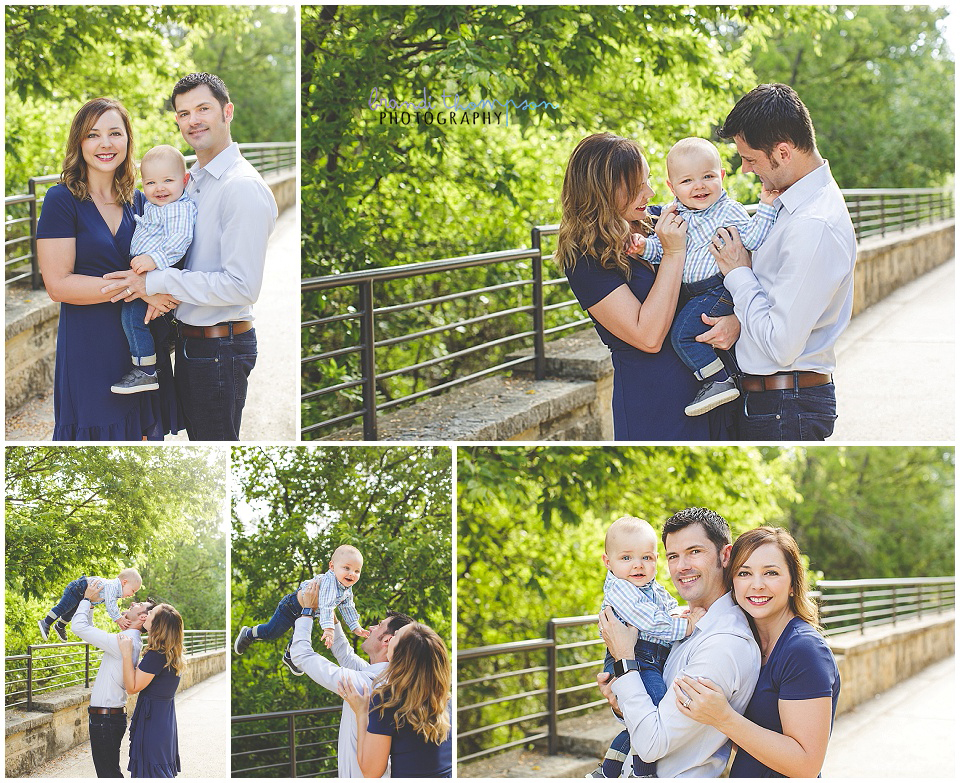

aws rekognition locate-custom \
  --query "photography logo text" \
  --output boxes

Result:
[368,87,559,127]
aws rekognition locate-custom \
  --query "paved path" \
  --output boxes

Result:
[25,670,227,779]
[5,206,298,442]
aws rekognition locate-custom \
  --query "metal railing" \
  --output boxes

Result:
[301,187,954,439]
[5,629,227,710]
[457,575,954,763]
[231,705,341,778]
[4,141,296,289]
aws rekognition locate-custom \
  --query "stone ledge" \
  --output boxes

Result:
[26,684,89,714]
[826,611,954,656]
[507,330,612,381]
[4,709,52,737]
[5,283,58,337]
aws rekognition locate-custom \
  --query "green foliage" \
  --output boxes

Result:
[4,5,295,193]
[4,447,226,653]
[230,446,452,756]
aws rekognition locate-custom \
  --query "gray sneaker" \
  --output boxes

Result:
[53,620,68,642]
[38,618,51,640]
[685,377,740,416]
[234,626,253,655]
[111,368,160,394]
[282,642,303,676]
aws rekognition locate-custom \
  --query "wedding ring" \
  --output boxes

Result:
[125,287,132,296]
[682,697,692,708]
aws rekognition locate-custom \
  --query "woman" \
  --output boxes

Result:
[557,133,738,439]
[118,603,184,778]
[339,622,452,777]
[674,527,841,777]
[36,97,182,440]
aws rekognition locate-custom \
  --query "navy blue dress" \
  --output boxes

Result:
[730,617,841,778]
[128,649,181,778]
[36,184,182,440]
[566,254,735,440]
[367,693,452,777]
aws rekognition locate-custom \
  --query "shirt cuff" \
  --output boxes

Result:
[722,265,756,297]
[144,269,165,296]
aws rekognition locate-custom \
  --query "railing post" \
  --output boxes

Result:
[546,620,558,755]
[27,179,41,289]
[26,646,34,710]
[858,588,865,634]
[289,713,297,777]
[916,583,922,619]
[85,644,91,688]
[879,194,887,238]
[891,584,897,626]
[531,228,546,380]
[358,280,378,440]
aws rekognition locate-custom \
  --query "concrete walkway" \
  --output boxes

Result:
[4,206,299,442]
[24,670,227,779]
[833,258,954,441]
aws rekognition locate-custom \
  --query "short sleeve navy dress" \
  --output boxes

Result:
[35,185,182,440]
[367,692,453,777]
[730,617,841,777]
[128,649,181,778]
[566,254,736,440]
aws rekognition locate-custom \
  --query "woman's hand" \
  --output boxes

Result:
[337,676,370,718]
[141,293,179,322]
[654,201,688,258]
[708,226,751,275]
[673,674,735,728]
[598,606,639,660]
[299,579,320,610]
[117,634,134,659]
[84,577,105,602]
[695,313,741,351]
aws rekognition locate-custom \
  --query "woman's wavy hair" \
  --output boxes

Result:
[60,98,137,205]
[146,603,185,676]
[555,132,653,278]
[726,527,822,632]
[371,623,451,746]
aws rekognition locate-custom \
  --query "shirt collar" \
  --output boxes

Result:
[674,189,730,219]
[685,590,736,638]
[189,142,241,181]
[775,160,833,215]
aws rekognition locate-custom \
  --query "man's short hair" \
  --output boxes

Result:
[385,610,415,635]
[717,83,816,155]
[662,507,732,554]
[170,72,230,111]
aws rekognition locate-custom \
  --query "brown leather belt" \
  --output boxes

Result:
[177,321,253,339]
[741,372,832,392]
[88,706,126,715]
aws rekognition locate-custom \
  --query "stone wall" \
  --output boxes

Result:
[330,220,953,441]
[4,172,295,414]
[829,612,954,716]
[4,648,225,777]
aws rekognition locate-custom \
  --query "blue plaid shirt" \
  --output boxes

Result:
[641,191,778,283]
[131,191,197,270]
[300,570,361,631]
[601,571,688,646]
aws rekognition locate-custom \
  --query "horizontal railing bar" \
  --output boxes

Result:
[457,731,550,763]
[457,687,549,713]
[374,304,535,349]
[376,330,535,381]
[457,711,551,738]
[300,409,365,434]
[457,638,553,660]
[458,664,547,688]
[372,278,534,318]
[301,377,363,399]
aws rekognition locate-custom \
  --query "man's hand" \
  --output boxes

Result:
[102,269,147,303]
[597,671,623,718]
[354,627,370,638]
[115,615,131,631]
[708,226,751,275]
[84,578,105,602]
[299,580,320,610]
[695,313,741,351]
[598,606,639,660]
[321,627,335,649]
[130,254,158,274]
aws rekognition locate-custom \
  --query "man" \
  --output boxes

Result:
[103,72,278,440]
[702,83,856,440]
[71,580,152,777]
[289,579,414,778]
[596,507,761,777]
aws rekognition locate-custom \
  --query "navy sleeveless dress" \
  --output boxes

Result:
[35,184,182,440]
[128,649,181,778]
[566,254,735,440]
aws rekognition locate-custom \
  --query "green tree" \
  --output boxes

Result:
[230,445,452,775]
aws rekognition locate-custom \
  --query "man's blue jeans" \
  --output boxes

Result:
[738,382,837,440]
[602,640,671,777]
[253,592,302,641]
[120,299,156,363]
[671,274,734,380]
[49,576,88,623]
[89,712,127,777]
[175,326,257,441]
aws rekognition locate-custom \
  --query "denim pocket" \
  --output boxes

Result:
[182,337,219,361]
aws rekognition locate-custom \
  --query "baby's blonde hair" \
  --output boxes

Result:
[118,567,142,587]
[140,144,187,175]
[605,515,657,553]
[331,544,363,564]
[666,137,723,180]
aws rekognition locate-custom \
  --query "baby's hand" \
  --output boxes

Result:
[759,185,780,206]
[354,627,370,638]
[115,616,131,630]
[686,607,707,635]
[130,254,157,274]
[625,232,645,255]
[321,627,334,649]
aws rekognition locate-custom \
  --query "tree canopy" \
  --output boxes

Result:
[5,446,226,653]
